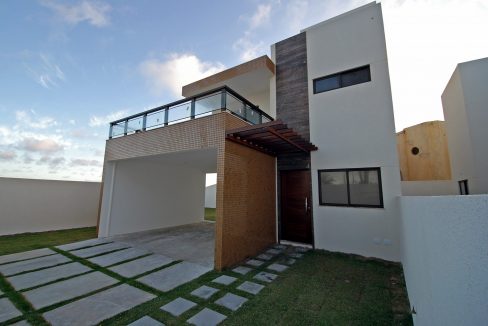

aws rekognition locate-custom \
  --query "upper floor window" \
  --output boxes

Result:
[313,65,371,94]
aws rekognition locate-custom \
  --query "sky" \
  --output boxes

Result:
[0,0,487,182]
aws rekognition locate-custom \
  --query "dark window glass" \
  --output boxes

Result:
[459,180,469,195]
[341,66,371,87]
[314,75,340,93]
[318,167,383,208]
[313,65,371,94]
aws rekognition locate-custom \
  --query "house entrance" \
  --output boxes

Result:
[280,170,313,244]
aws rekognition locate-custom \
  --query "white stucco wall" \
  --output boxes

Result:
[205,184,216,208]
[399,195,488,326]
[305,3,401,261]
[401,180,458,196]
[0,177,100,236]
[442,57,488,194]
[98,159,206,237]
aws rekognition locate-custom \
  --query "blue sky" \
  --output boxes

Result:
[0,0,487,181]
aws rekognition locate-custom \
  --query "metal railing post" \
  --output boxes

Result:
[164,107,169,126]
[124,120,128,135]
[109,123,113,139]
[190,99,196,119]
[142,114,147,131]
[220,90,226,112]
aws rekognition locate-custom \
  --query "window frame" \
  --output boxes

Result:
[458,179,469,195]
[313,65,371,94]
[318,167,384,208]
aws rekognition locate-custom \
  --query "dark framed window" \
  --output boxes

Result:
[318,167,383,208]
[459,179,469,195]
[313,65,371,94]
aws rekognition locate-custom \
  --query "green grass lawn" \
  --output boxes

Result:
[204,207,216,222]
[0,227,97,256]
[0,228,412,325]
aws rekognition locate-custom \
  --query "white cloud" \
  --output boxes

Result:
[233,36,266,62]
[249,4,272,30]
[0,151,16,161]
[70,158,102,167]
[15,110,58,129]
[139,53,225,97]
[38,155,66,169]
[19,137,65,153]
[40,0,111,27]
[24,53,66,89]
[89,110,128,127]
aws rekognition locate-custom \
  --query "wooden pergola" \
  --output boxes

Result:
[226,120,318,156]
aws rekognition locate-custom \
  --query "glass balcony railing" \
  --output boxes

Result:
[108,86,273,139]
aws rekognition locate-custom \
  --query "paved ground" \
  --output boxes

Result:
[110,222,215,268]
[0,226,307,325]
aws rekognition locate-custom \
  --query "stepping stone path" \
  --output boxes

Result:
[282,258,296,265]
[267,263,289,273]
[187,308,226,326]
[232,266,252,275]
[0,248,55,265]
[10,320,30,326]
[56,238,112,251]
[212,275,237,286]
[8,262,91,291]
[161,297,197,317]
[23,271,118,309]
[246,259,264,267]
[128,316,165,326]
[88,247,150,267]
[254,271,278,283]
[289,253,303,258]
[138,261,211,292]
[43,284,155,326]
[273,244,287,250]
[191,285,219,300]
[109,254,173,278]
[215,293,248,311]
[0,297,22,323]
[295,246,310,253]
[70,242,129,258]
[0,254,71,276]
[237,281,264,295]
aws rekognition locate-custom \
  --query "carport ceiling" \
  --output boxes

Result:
[126,148,217,173]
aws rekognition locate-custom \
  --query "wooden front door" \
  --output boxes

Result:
[280,170,313,244]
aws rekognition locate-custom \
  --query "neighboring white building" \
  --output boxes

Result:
[442,57,488,195]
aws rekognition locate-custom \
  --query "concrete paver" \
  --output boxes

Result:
[0,248,55,265]
[191,285,219,300]
[267,263,289,273]
[23,271,118,309]
[88,247,150,267]
[109,254,174,278]
[246,259,264,267]
[212,275,237,286]
[289,253,303,258]
[187,308,226,326]
[295,247,310,253]
[138,262,211,292]
[70,242,129,258]
[266,249,281,255]
[0,254,70,276]
[237,281,265,295]
[56,238,112,251]
[232,266,252,275]
[0,297,22,323]
[8,262,91,290]
[273,244,287,250]
[160,297,196,317]
[256,254,272,261]
[128,316,165,326]
[10,320,31,326]
[43,284,155,326]
[215,293,248,311]
[253,271,278,283]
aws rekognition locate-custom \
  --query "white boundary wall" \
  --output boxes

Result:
[399,195,488,326]
[0,177,100,236]
[401,180,458,196]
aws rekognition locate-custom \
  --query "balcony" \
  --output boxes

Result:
[108,86,273,139]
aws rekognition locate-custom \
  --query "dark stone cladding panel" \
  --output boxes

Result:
[275,32,311,171]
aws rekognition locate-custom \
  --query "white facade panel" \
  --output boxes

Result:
[305,3,401,261]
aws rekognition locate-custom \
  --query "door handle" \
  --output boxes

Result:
[305,197,308,213]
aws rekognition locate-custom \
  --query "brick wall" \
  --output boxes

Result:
[215,140,276,270]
